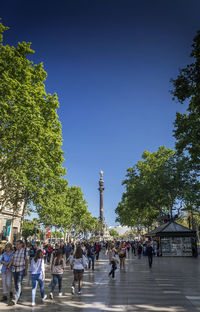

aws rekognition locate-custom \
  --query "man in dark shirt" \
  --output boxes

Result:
[146,241,154,268]
[87,242,95,270]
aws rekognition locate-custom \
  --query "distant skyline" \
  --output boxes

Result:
[1,0,200,225]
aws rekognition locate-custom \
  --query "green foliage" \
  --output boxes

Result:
[116,146,200,228]
[171,30,200,168]
[109,229,119,238]
[0,21,66,215]
[51,231,63,239]
[22,218,40,241]
[37,185,93,239]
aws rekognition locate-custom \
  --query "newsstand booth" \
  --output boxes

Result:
[146,221,197,257]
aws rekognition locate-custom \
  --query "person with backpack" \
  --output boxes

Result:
[30,249,47,306]
[70,246,87,295]
[0,243,14,303]
[8,240,29,305]
[29,245,35,264]
[49,250,66,299]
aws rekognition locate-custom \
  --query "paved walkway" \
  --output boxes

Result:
[0,252,200,312]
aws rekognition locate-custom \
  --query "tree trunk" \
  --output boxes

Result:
[63,229,67,242]
[19,196,28,238]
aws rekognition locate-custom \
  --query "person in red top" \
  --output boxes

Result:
[95,244,100,261]
[47,245,53,264]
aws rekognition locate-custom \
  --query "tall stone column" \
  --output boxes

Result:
[98,170,104,222]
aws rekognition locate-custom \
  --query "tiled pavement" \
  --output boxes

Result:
[0,252,200,312]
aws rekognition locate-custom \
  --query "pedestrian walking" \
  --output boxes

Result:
[30,249,47,306]
[70,246,87,295]
[9,240,29,305]
[66,242,72,262]
[47,245,53,264]
[29,245,36,264]
[108,243,118,279]
[95,243,100,261]
[87,242,95,270]
[126,242,130,256]
[137,243,143,259]
[49,250,66,299]
[146,242,154,268]
[0,243,14,303]
[81,243,86,256]
[118,242,126,270]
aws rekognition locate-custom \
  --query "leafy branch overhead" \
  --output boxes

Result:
[0,21,66,215]
[171,30,200,169]
[116,146,200,228]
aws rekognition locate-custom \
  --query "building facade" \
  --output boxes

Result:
[0,204,23,242]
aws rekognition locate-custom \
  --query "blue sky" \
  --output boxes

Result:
[1,0,200,225]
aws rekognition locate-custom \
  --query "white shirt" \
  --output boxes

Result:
[70,255,87,270]
[30,258,45,274]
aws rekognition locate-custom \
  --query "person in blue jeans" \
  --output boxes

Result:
[30,249,47,306]
[87,242,95,270]
[0,243,14,302]
[8,240,29,305]
[50,250,66,299]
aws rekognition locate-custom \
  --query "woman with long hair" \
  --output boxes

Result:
[30,249,47,306]
[118,242,126,270]
[108,243,118,279]
[70,246,87,295]
[50,250,66,299]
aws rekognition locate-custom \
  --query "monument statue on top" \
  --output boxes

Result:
[98,170,111,239]
[99,170,104,222]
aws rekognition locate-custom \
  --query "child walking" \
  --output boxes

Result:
[30,249,47,306]
[50,250,66,299]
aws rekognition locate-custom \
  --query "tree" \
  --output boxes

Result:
[171,30,200,169]
[22,219,40,242]
[116,146,200,228]
[37,185,92,241]
[0,21,66,227]
[109,229,119,238]
[51,231,63,239]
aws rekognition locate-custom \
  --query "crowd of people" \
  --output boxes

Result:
[0,239,154,307]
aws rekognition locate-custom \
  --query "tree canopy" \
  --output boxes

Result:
[0,21,66,216]
[116,146,200,228]
[171,30,200,169]
[36,185,95,240]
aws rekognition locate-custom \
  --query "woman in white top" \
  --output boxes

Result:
[70,246,87,295]
[30,249,47,306]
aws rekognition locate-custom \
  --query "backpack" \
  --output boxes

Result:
[30,249,35,257]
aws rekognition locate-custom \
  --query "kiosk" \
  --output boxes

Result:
[146,221,197,257]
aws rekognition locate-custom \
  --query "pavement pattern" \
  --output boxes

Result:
[0,252,200,312]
